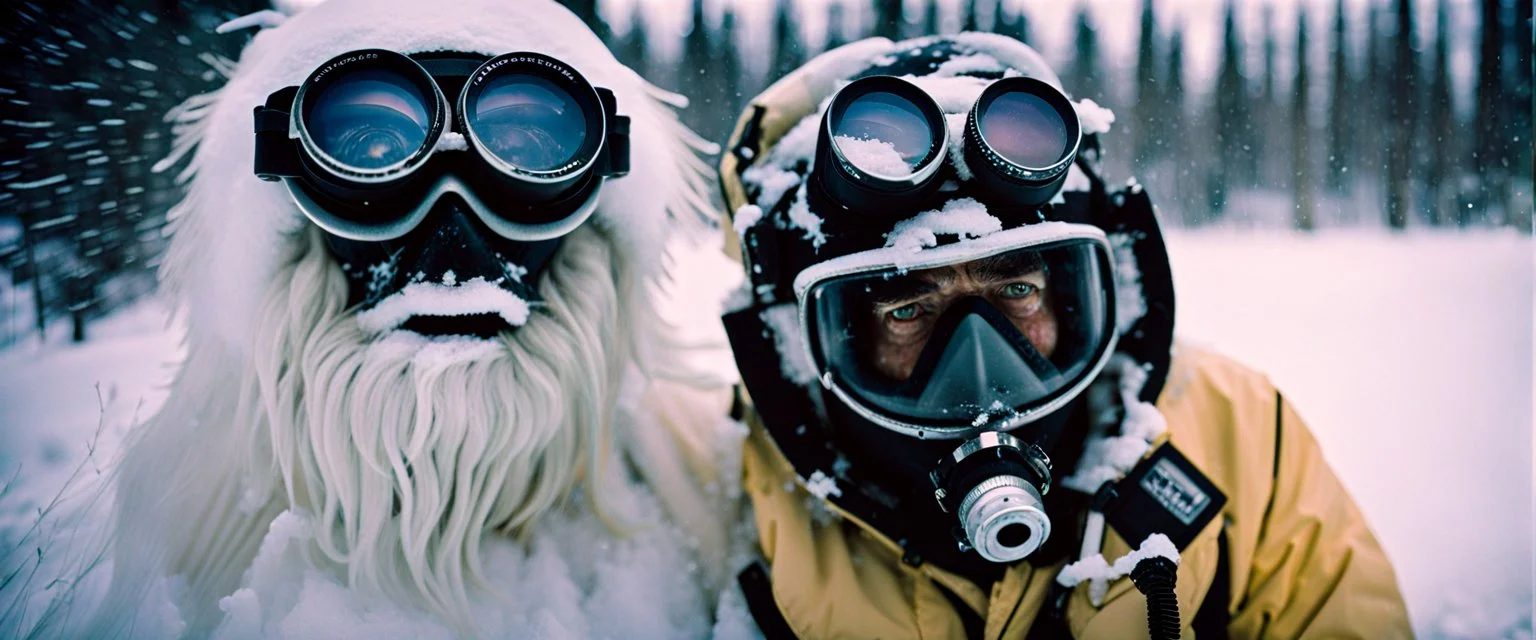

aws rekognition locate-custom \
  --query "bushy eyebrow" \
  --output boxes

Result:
[865,268,953,305]
[970,252,1046,282]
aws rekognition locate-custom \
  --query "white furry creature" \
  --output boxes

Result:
[24,0,748,636]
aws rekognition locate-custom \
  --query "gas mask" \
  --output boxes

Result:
[796,223,1118,562]
[251,48,629,336]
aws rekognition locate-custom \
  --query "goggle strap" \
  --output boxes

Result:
[596,87,629,177]
[253,95,301,181]
[742,223,786,305]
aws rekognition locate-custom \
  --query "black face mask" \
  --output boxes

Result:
[322,199,562,338]
[892,297,1066,418]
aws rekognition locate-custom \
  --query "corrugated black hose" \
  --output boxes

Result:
[1129,556,1181,640]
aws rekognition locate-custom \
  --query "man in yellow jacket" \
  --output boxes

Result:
[716,34,1412,639]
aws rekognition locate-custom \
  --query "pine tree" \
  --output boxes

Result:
[991,0,1014,35]
[1363,1,1387,196]
[559,0,609,42]
[614,1,649,79]
[1164,23,1195,225]
[1256,4,1279,189]
[1386,0,1417,229]
[921,0,941,38]
[1133,0,1160,168]
[874,0,904,40]
[771,0,804,79]
[681,0,712,133]
[826,3,849,50]
[1508,0,1534,231]
[1425,0,1457,226]
[717,5,745,145]
[1474,0,1506,211]
[1207,0,1246,215]
[1327,0,1351,194]
[1017,4,1033,46]
[1293,6,1316,230]
[1069,3,1105,102]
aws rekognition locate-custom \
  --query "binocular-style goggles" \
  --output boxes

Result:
[253,49,629,241]
[813,74,1080,215]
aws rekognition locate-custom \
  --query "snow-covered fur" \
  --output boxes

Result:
[252,227,628,618]
[73,0,729,635]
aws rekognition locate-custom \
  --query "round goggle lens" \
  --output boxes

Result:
[470,73,588,172]
[306,68,433,170]
[832,91,935,176]
[979,91,1071,169]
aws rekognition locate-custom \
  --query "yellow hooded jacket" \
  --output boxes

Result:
[736,344,1412,639]
[717,36,1412,640]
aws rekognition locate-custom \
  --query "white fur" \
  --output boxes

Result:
[63,0,734,636]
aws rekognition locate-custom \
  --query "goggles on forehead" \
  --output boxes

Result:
[793,222,1118,439]
[813,74,1081,217]
[252,49,630,242]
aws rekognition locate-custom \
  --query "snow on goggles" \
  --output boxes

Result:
[813,75,1080,216]
[793,222,1117,438]
[253,49,629,242]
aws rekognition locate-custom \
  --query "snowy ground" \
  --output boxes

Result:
[1166,230,1534,637]
[1,229,1532,637]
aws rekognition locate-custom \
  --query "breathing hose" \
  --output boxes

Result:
[1129,555,1180,640]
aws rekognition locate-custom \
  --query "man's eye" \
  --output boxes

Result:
[889,304,921,321]
[1002,282,1037,299]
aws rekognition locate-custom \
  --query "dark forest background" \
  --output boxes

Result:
[0,0,1531,346]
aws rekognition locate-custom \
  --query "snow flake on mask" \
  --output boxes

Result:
[883,197,1003,255]
[500,258,529,284]
[803,470,842,500]
[365,252,402,300]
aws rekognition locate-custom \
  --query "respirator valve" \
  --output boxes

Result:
[930,431,1053,563]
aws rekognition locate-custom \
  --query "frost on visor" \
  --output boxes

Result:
[802,237,1117,434]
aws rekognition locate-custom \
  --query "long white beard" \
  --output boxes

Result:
[238,225,632,623]
[81,223,743,637]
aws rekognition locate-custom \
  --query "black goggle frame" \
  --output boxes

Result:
[253,49,630,242]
